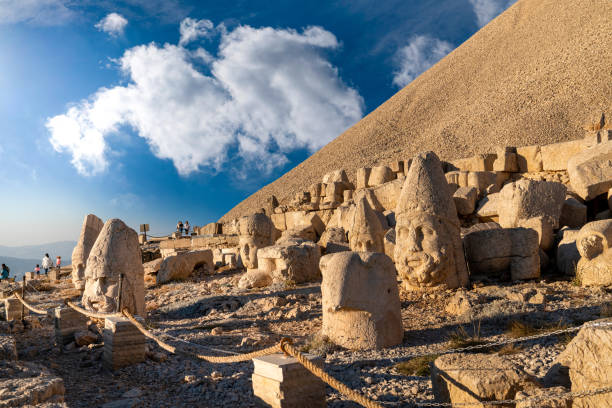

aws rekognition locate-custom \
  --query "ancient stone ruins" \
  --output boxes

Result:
[2,121,611,407]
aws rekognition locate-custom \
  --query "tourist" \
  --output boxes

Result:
[184,220,190,236]
[56,256,62,272]
[0,264,9,281]
[35,264,40,275]
[177,220,183,235]
[42,253,52,274]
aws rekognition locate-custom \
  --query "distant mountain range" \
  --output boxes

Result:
[0,241,75,278]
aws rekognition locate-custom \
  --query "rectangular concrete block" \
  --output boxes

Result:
[54,306,88,346]
[516,145,543,172]
[252,353,325,408]
[541,139,586,171]
[103,316,145,370]
[47,269,59,282]
[5,297,26,321]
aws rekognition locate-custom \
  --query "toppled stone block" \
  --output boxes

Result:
[475,193,501,222]
[237,269,272,290]
[560,196,587,229]
[356,167,371,189]
[493,146,519,172]
[432,353,535,407]
[320,251,402,349]
[453,186,478,215]
[156,250,213,284]
[0,360,65,405]
[463,227,540,281]
[568,141,612,200]
[445,170,469,192]
[369,166,395,186]
[367,178,403,211]
[556,228,581,276]
[54,306,88,347]
[258,237,321,285]
[575,220,612,286]
[519,216,554,251]
[467,171,499,196]
[516,145,543,172]
[498,179,567,229]
[322,169,350,185]
[541,139,586,171]
[317,227,349,254]
[555,318,612,408]
[143,258,163,276]
[451,154,496,172]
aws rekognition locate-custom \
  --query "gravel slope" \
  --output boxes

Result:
[220,0,612,222]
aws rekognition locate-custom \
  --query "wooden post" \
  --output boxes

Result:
[21,275,26,321]
[116,273,124,313]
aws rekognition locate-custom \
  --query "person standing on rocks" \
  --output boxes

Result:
[0,264,9,281]
[184,220,190,236]
[55,256,61,272]
[35,264,40,275]
[42,253,52,275]
[177,221,183,236]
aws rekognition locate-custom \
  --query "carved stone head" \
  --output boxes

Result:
[349,197,385,252]
[238,213,274,270]
[82,219,145,316]
[576,220,612,286]
[71,214,104,290]
[394,151,468,290]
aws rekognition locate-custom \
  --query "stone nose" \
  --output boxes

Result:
[406,228,422,252]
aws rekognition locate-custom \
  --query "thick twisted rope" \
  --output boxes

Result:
[280,341,384,408]
[64,300,121,319]
[12,292,53,315]
[122,309,285,363]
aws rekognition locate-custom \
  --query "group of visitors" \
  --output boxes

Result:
[176,220,191,236]
[0,253,64,282]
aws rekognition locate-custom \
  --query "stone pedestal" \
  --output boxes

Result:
[48,269,59,283]
[25,272,37,280]
[252,353,325,408]
[54,307,88,346]
[103,316,145,370]
[4,297,26,321]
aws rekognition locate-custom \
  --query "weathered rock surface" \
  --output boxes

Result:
[559,196,587,229]
[237,269,272,290]
[320,251,402,349]
[143,258,163,275]
[498,179,567,229]
[575,220,612,286]
[556,228,581,275]
[463,227,540,280]
[238,213,275,270]
[0,360,65,406]
[394,151,468,290]
[555,318,612,407]
[82,218,145,316]
[0,334,17,360]
[453,186,478,215]
[432,353,535,406]
[71,214,104,290]
[568,141,612,200]
[156,250,214,284]
[348,197,386,252]
[258,237,321,285]
[317,227,349,254]
[368,166,394,186]
[514,386,570,408]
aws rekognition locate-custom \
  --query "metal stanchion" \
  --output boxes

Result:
[116,274,124,313]
[21,275,26,321]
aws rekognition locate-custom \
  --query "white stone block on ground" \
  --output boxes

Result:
[103,316,145,370]
[54,306,88,347]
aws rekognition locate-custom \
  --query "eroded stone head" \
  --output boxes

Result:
[82,218,145,316]
[576,220,612,286]
[71,214,104,290]
[238,213,274,270]
[349,197,385,252]
[394,151,468,290]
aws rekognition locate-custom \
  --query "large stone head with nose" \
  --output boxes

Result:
[349,197,385,253]
[82,218,145,316]
[238,213,274,270]
[394,151,468,291]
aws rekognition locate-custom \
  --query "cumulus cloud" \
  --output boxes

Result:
[392,35,453,88]
[95,12,128,37]
[0,0,74,25]
[179,17,214,46]
[47,23,363,177]
[469,0,517,27]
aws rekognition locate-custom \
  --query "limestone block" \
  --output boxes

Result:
[556,228,581,275]
[327,205,357,233]
[159,237,191,257]
[568,141,612,200]
[518,216,554,251]
[317,227,349,254]
[368,178,403,212]
[320,252,402,349]
[322,169,350,185]
[475,193,501,222]
[541,139,586,171]
[308,183,323,198]
[82,218,145,316]
[560,196,587,228]
[451,154,496,171]
[156,250,214,284]
[493,147,519,172]
[556,318,612,408]
[432,353,534,407]
[284,211,325,237]
[575,220,612,286]
[103,316,145,370]
[223,253,237,268]
[445,171,469,192]
[54,306,88,347]
[343,189,353,202]
[0,334,16,360]
[516,145,543,172]
[200,222,222,235]
[461,221,501,237]
[237,269,272,289]
[467,171,499,197]
[0,360,65,405]
[270,213,287,232]
[143,258,163,275]
[453,186,478,216]
[257,238,320,285]
[584,129,612,147]
[252,353,325,408]
[463,227,540,280]
[71,214,104,290]
[498,179,567,229]
[280,226,317,243]
[356,167,371,189]
[5,297,26,321]
[395,151,469,290]
[369,166,395,186]
[514,386,570,408]
[390,160,404,174]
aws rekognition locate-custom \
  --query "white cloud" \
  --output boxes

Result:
[392,35,453,88]
[47,24,364,177]
[95,12,128,37]
[110,193,141,209]
[0,0,74,25]
[179,17,214,46]
[469,0,517,27]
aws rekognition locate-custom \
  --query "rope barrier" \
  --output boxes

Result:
[12,292,53,315]
[64,300,121,320]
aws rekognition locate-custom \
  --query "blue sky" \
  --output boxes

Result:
[0,0,514,246]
